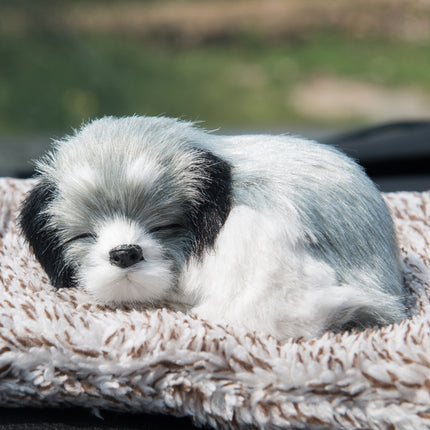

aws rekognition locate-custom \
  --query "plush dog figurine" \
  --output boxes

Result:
[19,116,408,339]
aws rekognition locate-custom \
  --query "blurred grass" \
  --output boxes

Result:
[1,28,430,134]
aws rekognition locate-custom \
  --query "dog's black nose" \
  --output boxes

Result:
[109,245,144,268]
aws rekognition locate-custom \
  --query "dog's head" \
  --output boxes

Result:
[19,116,232,304]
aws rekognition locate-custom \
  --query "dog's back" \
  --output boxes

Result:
[205,133,407,330]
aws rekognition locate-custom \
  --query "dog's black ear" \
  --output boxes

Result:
[19,179,76,289]
[187,149,232,258]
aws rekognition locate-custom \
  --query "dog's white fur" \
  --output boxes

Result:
[20,116,408,340]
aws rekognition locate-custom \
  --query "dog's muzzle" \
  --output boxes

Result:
[109,244,144,269]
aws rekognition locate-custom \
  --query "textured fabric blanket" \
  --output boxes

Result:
[0,177,429,429]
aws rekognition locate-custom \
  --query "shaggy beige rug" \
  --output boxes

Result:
[0,177,429,429]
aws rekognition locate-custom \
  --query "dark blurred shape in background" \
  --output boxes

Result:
[0,0,429,189]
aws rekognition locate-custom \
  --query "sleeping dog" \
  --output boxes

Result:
[19,116,408,339]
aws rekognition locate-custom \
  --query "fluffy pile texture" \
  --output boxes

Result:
[0,177,429,430]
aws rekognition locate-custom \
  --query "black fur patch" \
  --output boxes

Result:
[187,149,232,258]
[19,179,76,289]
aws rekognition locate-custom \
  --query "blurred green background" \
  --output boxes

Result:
[1,0,430,135]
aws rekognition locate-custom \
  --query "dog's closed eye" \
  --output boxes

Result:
[65,233,97,244]
[149,224,183,234]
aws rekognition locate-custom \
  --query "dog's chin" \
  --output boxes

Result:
[79,263,174,305]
